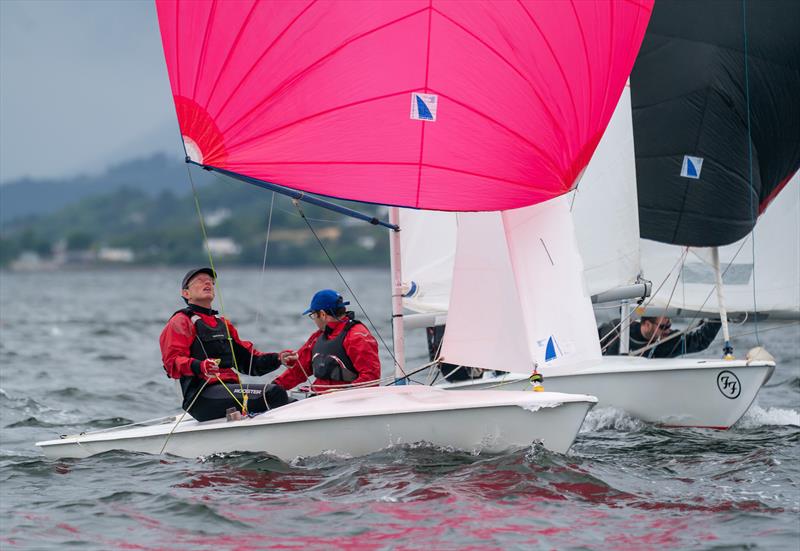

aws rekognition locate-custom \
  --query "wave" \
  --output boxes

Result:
[5,415,132,429]
[735,405,800,429]
[580,407,646,432]
[764,376,800,390]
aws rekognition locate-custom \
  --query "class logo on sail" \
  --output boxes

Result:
[681,155,704,179]
[410,93,438,122]
[537,335,562,362]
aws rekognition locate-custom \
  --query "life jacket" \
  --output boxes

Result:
[172,308,237,408]
[311,320,362,383]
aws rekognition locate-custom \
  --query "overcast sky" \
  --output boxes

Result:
[0,0,182,183]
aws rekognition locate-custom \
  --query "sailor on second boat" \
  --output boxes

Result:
[160,267,291,421]
[273,289,381,394]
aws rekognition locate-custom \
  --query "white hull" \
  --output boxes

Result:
[37,386,596,460]
[440,357,774,429]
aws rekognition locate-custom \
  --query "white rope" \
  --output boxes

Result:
[600,248,689,351]
[246,192,276,382]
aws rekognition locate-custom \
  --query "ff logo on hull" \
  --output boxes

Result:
[717,370,741,399]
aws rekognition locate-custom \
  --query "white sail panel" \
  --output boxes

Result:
[399,209,456,314]
[502,197,603,369]
[640,174,799,319]
[571,84,641,296]
[439,212,533,374]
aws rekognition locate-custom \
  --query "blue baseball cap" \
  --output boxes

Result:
[302,289,349,315]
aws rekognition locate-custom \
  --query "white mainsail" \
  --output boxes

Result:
[438,212,531,373]
[398,209,456,314]
[571,84,641,296]
[441,197,601,375]
[503,197,603,368]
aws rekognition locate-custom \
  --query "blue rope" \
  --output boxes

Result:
[742,0,760,344]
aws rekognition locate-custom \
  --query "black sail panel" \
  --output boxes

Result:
[631,0,800,247]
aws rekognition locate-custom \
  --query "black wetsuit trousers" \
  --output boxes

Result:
[187,382,289,422]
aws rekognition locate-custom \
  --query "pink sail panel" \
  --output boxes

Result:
[156,0,653,211]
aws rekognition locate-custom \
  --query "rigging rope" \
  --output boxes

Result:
[599,248,689,351]
[292,200,407,379]
[245,192,276,392]
[742,0,760,344]
[185,165,248,414]
[632,248,688,356]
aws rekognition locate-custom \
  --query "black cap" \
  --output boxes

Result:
[181,267,216,289]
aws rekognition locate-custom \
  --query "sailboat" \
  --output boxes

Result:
[631,0,800,326]
[38,0,655,459]
[400,1,798,429]
[639,174,799,321]
[399,85,775,429]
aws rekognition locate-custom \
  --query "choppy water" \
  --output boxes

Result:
[1,269,798,550]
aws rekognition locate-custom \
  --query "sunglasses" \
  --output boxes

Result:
[658,323,671,331]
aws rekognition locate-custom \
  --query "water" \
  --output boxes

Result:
[1,268,798,550]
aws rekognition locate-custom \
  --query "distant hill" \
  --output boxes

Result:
[0,153,215,226]
[0,162,390,268]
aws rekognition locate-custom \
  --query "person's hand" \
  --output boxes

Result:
[199,358,222,380]
[279,350,298,366]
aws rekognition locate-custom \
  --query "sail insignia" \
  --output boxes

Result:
[410,93,437,122]
[680,156,703,179]
[544,336,560,363]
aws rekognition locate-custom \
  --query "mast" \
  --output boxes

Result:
[619,301,631,354]
[711,246,734,359]
[389,207,406,382]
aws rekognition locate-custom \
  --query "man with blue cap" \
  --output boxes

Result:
[272,289,380,394]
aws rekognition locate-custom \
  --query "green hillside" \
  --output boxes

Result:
[0,172,391,268]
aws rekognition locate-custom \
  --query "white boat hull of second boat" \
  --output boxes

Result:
[36,386,597,460]
[439,356,774,429]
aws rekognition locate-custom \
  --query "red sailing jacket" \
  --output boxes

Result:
[160,310,272,384]
[274,317,381,393]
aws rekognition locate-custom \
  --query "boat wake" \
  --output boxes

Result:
[735,404,800,428]
[580,407,646,432]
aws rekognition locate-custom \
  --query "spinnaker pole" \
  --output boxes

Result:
[189,160,399,231]
[389,207,406,383]
[711,246,734,359]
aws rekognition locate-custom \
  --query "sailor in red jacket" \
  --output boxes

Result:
[273,290,381,394]
[160,267,289,421]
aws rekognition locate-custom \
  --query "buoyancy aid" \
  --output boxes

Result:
[173,307,238,408]
[311,320,362,383]
[180,309,235,368]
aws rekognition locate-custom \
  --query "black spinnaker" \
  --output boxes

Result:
[631,0,800,247]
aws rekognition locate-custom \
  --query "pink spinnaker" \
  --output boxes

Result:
[156,0,653,211]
